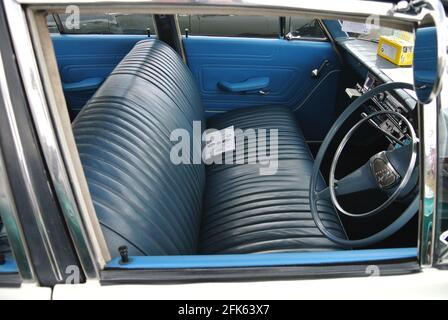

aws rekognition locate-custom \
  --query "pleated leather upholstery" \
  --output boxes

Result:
[73,40,205,256]
[73,39,346,257]
[200,106,346,254]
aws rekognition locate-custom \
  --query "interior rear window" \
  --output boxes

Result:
[53,13,155,35]
[178,14,326,39]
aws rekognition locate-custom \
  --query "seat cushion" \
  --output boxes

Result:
[199,106,346,254]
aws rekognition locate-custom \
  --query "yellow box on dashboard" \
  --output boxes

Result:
[377,35,414,66]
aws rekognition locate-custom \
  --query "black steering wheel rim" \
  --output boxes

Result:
[309,82,419,248]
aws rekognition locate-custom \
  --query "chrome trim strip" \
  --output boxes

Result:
[0,54,35,283]
[417,0,447,268]
[0,43,62,281]
[418,98,438,267]
[3,0,107,278]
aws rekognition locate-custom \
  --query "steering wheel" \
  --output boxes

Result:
[309,82,419,248]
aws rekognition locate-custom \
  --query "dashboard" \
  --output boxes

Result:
[356,72,418,144]
[337,39,419,145]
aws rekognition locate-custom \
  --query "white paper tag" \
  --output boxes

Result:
[441,230,448,246]
[204,126,235,160]
[380,43,397,61]
[341,21,370,35]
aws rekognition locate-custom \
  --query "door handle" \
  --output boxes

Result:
[62,77,103,92]
[311,60,330,79]
[218,77,270,94]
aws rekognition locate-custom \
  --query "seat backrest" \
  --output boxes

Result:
[73,40,205,256]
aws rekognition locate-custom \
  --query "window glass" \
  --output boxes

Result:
[287,17,326,39]
[179,15,279,38]
[56,13,155,35]
[179,15,325,40]
[47,14,59,33]
[341,20,397,42]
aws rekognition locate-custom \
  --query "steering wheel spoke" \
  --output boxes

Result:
[315,187,331,200]
[334,162,378,196]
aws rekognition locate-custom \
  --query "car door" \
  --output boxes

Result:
[0,1,85,296]
[48,13,154,118]
[179,15,342,141]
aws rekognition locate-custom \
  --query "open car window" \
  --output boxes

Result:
[39,7,420,276]
[4,0,448,296]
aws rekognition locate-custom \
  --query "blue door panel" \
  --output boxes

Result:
[52,34,148,113]
[184,36,341,140]
[183,36,340,113]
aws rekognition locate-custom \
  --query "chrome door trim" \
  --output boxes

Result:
[418,98,438,267]
[0,15,63,281]
[417,0,448,268]
[3,0,107,279]
[0,54,35,283]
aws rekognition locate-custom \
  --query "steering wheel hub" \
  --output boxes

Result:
[371,152,400,190]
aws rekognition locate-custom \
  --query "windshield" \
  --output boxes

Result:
[341,20,411,43]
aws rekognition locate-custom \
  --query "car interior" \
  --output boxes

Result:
[1,11,424,272]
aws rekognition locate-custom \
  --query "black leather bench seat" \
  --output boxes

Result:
[201,106,345,254]
[73,40,346,257]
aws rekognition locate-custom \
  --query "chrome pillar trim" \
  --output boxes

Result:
[0,44,62,281]
[0,54,35,283]
[418,98,438,267]
[416,0,447,268]
[3,0,107,278]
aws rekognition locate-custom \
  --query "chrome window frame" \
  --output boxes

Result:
[3,0,445,280]
[3,0,110,281]
[0,57,34,283]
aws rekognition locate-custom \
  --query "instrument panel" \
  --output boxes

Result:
[357,72,418,144]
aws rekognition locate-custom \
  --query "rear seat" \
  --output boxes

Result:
[73,40,345,257]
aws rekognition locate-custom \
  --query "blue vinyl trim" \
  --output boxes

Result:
[106,248,417,269]
[63,77,104,92]
[0,258,18,273]
[183,35,341,140]
[183,36,340,113]
[52,34,150,113]
[218,77,270,93]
